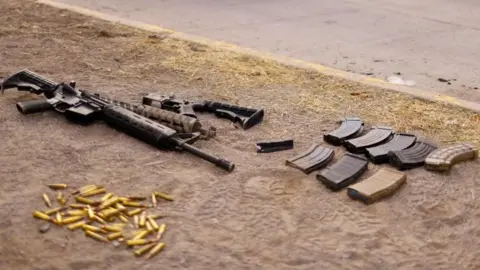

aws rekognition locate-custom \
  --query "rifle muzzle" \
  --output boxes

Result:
[16,99,52,114]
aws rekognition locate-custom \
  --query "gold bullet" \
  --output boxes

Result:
[85,230,109,243]
[82,187,106,197]
[79,185,99,196]
[94,214,107,224]
[119,214,129,223]
[42,193,52,208]
[100,192,113,202]
[67,220,86,230]
[67,209,87,216]
[147,217,159,230]
[107,232,123,240]
[133,242,156,257]
[156,224,167,241]
[44,207,64,216]
[139,211,147,227]
[118,197,129,203]
[146,221,153,231]
[46,183,68,190]
[33,211,51,221]
[103,208,122,218]
[148,214,166,220]
[69,204,87,209]
[98,196,120,210]
[122,201,144,208]
[134,215,139,228]
[146,242,166,259]
[83,224,106,233]
[154,192,174,201]
[132,229,151,240]
[87,205,94,219]
[59,198,67,206]
[151,193,157,208]
[115,203,126,211]
[57,191,66,205]
[126,239,152,247]
[127,208,143,217]
[101,225,122,232]
[132,229,147,236]
[72,184,96,195]
[110,223,127,228]
[62,216,84,224]
[97,211,106,219]
[98,209,116,220]
[55,212,63,223]
[75,196,96,205]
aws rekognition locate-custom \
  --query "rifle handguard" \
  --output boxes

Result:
[95,93,216,139]
[102,104,177,148]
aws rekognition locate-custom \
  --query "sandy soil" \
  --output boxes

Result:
[1,1,480,270]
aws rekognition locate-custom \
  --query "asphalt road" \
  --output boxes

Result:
[57,0,480,100]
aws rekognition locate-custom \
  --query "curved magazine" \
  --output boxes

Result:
[425,142,478,172]
[316,153,369,191]
[366,133,417,164]
[323,117,364,146]
[344,126,394,154]
[387,140,437,170]
[285,144,334,174]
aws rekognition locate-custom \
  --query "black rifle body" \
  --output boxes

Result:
[1,69,234,172]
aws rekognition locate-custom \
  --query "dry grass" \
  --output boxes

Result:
[1,0,480,145]
[98,35,480,145]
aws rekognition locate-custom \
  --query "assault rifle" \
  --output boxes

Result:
[0,69,235,172]
[142,93,264,130]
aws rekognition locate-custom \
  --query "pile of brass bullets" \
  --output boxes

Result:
[33,183,174,259]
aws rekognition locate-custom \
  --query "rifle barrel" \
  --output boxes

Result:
[176,141,235,172]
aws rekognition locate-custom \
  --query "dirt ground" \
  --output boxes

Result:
[1,1,480,270]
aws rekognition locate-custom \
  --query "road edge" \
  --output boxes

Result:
[37,0,480,114]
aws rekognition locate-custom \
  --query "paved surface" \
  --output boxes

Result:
[56,0,480,100]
